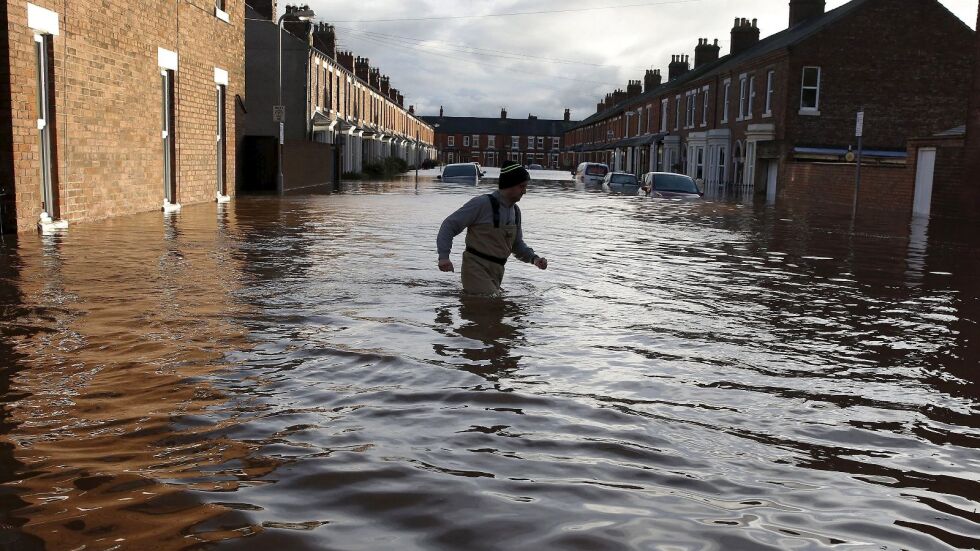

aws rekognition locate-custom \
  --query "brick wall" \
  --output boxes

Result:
[0,2,14,232]
[4,0,244,233]
[781,161,912,218]
[965,10,980,218]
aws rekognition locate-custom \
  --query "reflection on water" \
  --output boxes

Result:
[0,178,979,550]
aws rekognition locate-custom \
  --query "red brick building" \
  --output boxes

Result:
[422,108,576,168]
[1,0,245,234]
[563,0,974,215]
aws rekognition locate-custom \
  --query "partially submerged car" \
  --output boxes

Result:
[573,162,609,186]
[641,172,704,198]
[438,163,481,185]
[602,172,641,194]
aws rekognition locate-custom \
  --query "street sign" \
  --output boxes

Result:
[273,105,286,122]
[855,110,865,137]
[279,122,284,145]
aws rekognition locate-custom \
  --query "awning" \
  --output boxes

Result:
[793,146,906,159]
[311,112,336,132]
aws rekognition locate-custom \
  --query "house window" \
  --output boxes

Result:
[685,91,695,128]
[448,136,455,147]
[702,87,709,126]
[748,76,756,119]
[647,105,653,133]
[552,137,560,149]
[765,71,775,116]
[215,0,229,21]
[660,99,668,132]
[472,134,480,148]
[738,76,748,120]
[801,66,821,112]
[674,95,681,130]
[528,136,534,149]
[488,135,496,148]
[722,81,731,123]
[512,136,519,149]
[537,136,544,149]
[463,136,470,147]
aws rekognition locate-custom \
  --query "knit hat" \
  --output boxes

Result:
[499,161,530,189]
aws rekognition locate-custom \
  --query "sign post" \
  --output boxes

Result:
[852,108,865,219]
[274,105,286,193]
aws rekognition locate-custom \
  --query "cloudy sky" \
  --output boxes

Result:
[303,0,978,121]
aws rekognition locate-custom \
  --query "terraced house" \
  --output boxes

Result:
[422,108,577,168]
[1,0,245,233]
[243,2,435,191]
[563,0,974,211]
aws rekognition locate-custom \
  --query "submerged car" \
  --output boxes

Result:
[641,172,704,198]
[438,163,481,184]
[528,163,544,170]
[602,172,641,194]
[573,162,609,186]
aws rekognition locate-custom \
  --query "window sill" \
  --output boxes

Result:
[798,109,821,116]
[215,7,230,22]
[762,112,772,119]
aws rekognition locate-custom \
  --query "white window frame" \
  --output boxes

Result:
[721,79,731,124]
[537,136,544,149]
[472,134,479,148]
[447,136,455,147]
[747,76,756,120]
[488,135,496,148]
[765,70,775,117]
[511,136,520,149]
[660,99,669,132]
[463,135,470,147]
[737,75,748,121]
[800,66,822,115]
[646,104,653,134]
[674,95,681,130]
[528,136,535,149]
[701,85,710,127]
[215,0,230,22]
[552,136,560,149]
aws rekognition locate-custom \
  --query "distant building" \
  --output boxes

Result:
[422,109,577,168]
[563,0,974,215]
[1,0,244,233]
[243,2,435,191]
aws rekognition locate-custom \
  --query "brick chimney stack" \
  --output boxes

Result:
[626,80,642,98]
[501,107,508,119]
[369,67,381,90]
[644,69,662,92]
[396,92,404,107]
[312,23,336,58]
[354,56,370,82]
[612,89,627,104]
[409,105,415,115]
[564,108,571,122]
[596,101,605,114]
[283,5,314,43]
[731,18,761,56]
[439,105,444,117]
[337,50,354,71]
[380,75,390,96]
[694,38,721,68]
[789,0,826,27]
[251,0,277,20]
[668,55,690,81]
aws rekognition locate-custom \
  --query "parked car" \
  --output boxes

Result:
[602,172,641,194]
[641,172,704,198]
[528,163,544,170]
[574,162,609,186]
[438,163,481,185]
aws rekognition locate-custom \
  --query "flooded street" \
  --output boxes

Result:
[0,178,978,550]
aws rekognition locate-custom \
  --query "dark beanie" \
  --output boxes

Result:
[499,161,530,189]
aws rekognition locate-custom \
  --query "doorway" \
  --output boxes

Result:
[216,84,227,198]
[765,161,778,204]
[35,33,58,221]
[913,148,936,217]
[161,69,176,205]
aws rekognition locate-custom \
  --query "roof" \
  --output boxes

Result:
[569,0,873,130]
[420,116,578,136]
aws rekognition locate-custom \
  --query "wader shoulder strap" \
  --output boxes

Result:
[486,194,501,228]
[515,205,521,228]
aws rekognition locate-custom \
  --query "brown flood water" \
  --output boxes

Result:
[0,178,978,550]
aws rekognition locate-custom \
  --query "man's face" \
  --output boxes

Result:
[503,181,529,203]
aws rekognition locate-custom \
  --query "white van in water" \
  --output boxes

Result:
[574,162,609,186]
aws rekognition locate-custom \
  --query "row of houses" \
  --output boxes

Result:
[562,0,976,218]
[0,0,437,234]
[421,108,578,168]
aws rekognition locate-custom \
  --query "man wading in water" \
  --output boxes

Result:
[437,161,548,294]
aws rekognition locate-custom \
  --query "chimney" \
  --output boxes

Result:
[564,108,571,122]
[668,55,690,81]
[596,101,604,114]
[644,69,662,92]
[283,5,314,43]
[626,80,642,98]
[354,56,370,82]
[337,50,354,71]
[369,67,381,90]
[439,105,444,117]
[731,18,761,56]
[409,105,415,115]
[694,38,721,68]
[789,0,826,27]
[612,89,627,104]
[251,0,277,20]
[396,92,404,107]
[380,75,391,96]
[312,23,336,58]
[501,107,508,119]
[528,114,538,120]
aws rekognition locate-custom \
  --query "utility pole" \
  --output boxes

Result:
[852,107,865,219]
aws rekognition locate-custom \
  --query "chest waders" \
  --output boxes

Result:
[462,194,521,295]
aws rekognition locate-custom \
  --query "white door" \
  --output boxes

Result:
[913,148,937,217]
[766,161,778,204]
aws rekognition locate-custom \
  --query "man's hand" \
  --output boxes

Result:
[439,259,455,272]
[534,257,548,270]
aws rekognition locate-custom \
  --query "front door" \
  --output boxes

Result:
[766,161,778,204]
[35,33,57,221]
[161,69,176,204]
[216,84,226,197]
[913,148,937,217]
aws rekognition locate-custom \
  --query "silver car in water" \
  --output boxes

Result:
[602,172,641,195]
[437,163,482,185]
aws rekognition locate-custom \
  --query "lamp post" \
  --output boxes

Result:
[277,5,315,194]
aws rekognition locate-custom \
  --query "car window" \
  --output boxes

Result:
[610,174,638,185]
[652,174,699,193]
[443,165,476,177]
[586,165,608,176]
